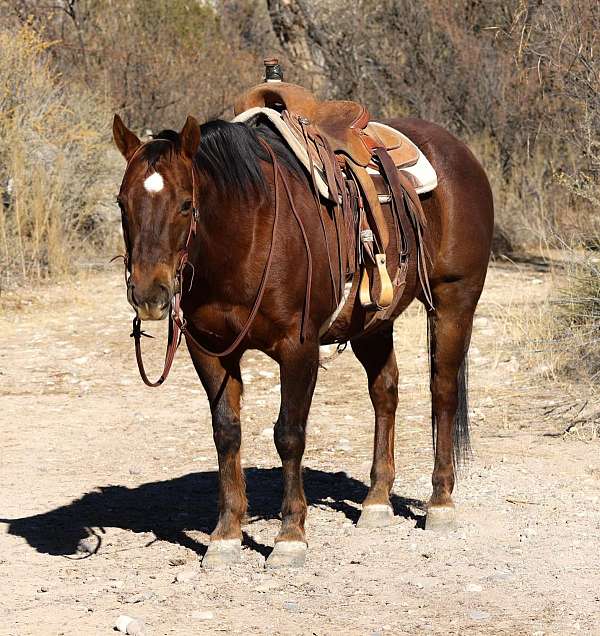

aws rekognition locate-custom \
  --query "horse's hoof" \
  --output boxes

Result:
[356,504,395,528]
[265,541,307,569]
[202,538,241,569]
[425,505,456,531]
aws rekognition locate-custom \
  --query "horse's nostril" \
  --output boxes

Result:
[129,284,139,307]
[158,284,171,307]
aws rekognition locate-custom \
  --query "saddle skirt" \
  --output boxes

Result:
[232,107,438,199]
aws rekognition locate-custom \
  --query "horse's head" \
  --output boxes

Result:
[113,114,200,320]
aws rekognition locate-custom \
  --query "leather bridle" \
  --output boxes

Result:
[128,197,198,388]
[119,138,306,387]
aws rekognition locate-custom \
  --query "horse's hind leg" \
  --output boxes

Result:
[425,280,479,530]
[187,347,246,568]
[352,325,398,528]
[266,340,319,569]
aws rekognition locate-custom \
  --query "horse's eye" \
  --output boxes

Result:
[180,200,193,216]
[116,198,125,213]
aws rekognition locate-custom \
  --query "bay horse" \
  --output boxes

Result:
[113,112,493,568]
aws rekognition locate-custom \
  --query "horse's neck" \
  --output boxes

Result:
[190,185,269,288]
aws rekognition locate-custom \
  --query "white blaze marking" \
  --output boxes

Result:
[143,172,164,193]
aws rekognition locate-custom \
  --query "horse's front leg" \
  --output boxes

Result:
[266,339,319,569]
[187,345,246,568]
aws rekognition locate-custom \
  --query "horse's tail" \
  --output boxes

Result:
[452,355,471,467]
[427,315,471,468]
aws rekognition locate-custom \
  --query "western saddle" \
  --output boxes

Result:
[234,79,419,170]
[233,59,431,314]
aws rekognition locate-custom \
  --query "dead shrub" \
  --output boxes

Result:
[0,25,119,287]
[5,0,261,129]
[552,247,600,383]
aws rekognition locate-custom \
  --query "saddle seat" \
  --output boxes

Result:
[233,106,437,199]
[235,82,372,166]
[234,82,423,172]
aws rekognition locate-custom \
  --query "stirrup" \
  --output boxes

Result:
[359,254,394,309]
[375,254,394,308]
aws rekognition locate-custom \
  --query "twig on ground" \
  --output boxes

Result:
[506,498,542,505]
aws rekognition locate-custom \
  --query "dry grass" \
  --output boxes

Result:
[0,25,120,289]
[552,246,600,383]
[503,247,600,439]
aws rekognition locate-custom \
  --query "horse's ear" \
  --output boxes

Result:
[180,116,200,159]
[113,114,141,161]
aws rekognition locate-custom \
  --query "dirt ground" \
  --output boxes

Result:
[0,261,599,635]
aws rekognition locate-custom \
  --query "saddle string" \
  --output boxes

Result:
[299,119,341,307]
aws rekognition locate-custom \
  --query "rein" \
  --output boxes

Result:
[129,209,197,387]
[122,138,309,387]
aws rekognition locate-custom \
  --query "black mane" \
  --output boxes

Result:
[148,119,304,200]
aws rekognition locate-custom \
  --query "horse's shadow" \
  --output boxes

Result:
[1,467,424,558]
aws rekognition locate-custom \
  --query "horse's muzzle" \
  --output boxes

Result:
[128,282,172,321]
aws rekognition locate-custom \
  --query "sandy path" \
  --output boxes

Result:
[0,263,598,635]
